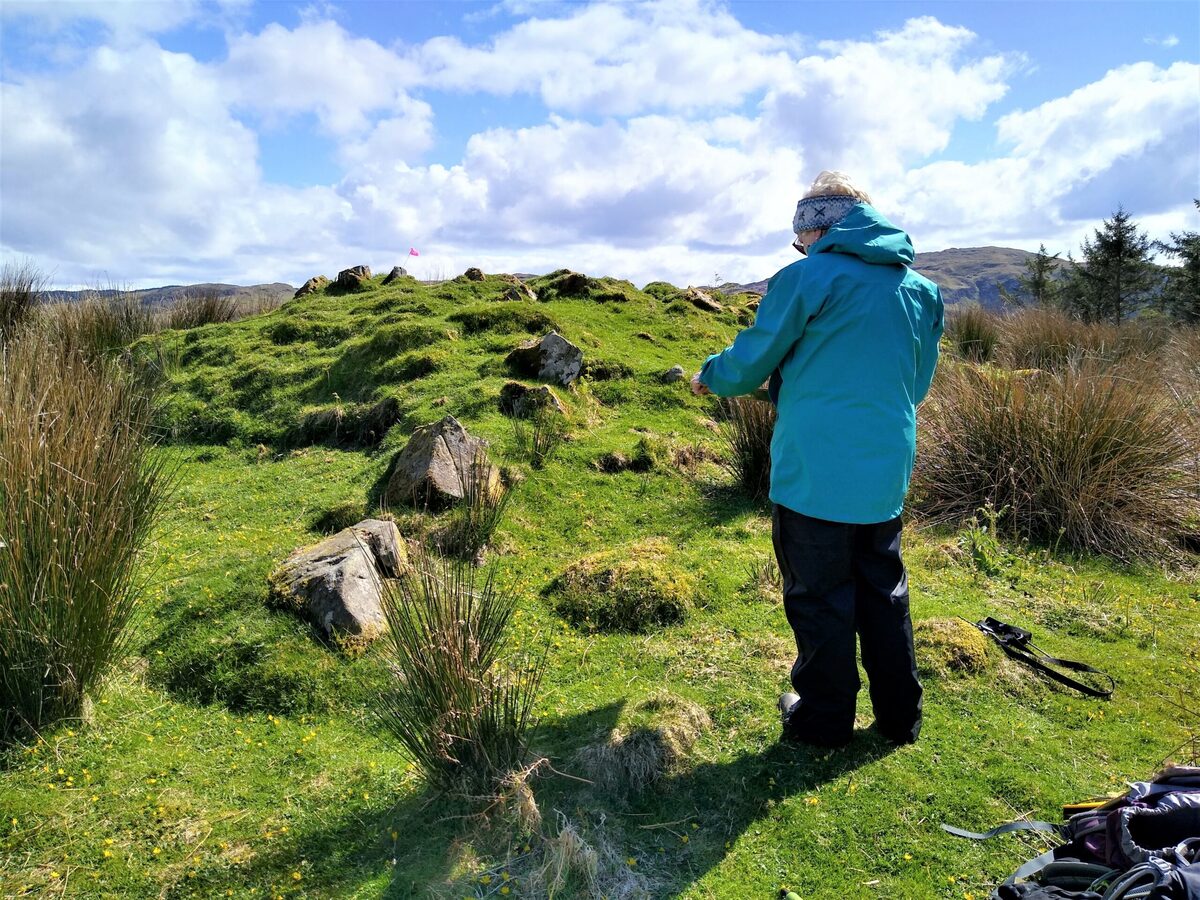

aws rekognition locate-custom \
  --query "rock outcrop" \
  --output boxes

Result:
[463,267,485,281]
[685,288,722,313]
[268,518,406,646]
[335,265,371,291]
[294,275,330,298]
[499,381,566,417]
[381,266,408,285]
[383,415,498,509]
[661,365,686,383]
[505,331,583,386]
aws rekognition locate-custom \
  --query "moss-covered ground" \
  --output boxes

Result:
[2,271,1198,898]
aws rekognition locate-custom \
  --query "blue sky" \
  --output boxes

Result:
[1,0,1196,288]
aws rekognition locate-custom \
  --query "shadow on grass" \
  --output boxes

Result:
[526,700,896,897]
[690,477,769,524]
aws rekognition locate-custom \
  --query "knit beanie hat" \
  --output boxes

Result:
[792,195,860,235]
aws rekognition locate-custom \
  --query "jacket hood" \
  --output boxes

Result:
[810,203,915,266]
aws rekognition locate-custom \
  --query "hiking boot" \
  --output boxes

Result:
[778,692,800,727]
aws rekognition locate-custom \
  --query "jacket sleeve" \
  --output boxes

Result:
[914,286,944,404]
[698,263,813,398]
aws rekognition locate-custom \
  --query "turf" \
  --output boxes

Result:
[2,272,1198,898]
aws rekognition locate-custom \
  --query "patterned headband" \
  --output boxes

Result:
[792,195,860,234]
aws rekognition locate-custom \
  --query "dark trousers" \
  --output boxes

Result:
[771,504,923,746]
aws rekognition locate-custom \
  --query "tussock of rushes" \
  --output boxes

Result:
[0,260,47,340]
[376,550,544,793]
[163,287,239,330]
[0,332,170,741]
[945,305,1001,363]
[715,395,775,501]
[914,359,1195,560]
[446,448,510,559]
[998,308,1169,371]
[42,292,157,361]
[511,404,567,470]
[577,692,710,794]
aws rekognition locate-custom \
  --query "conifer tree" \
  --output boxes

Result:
[1153,201,1200,325]
[1000,243,1063,308]
[1066,207,1155,325]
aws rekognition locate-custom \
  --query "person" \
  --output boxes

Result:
[692,171,943,748]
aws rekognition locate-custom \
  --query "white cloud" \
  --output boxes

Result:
[222,20,424,137]
[888,61,1200,254]
[758,17,1018,181]
[418,0,798,115]
[1144,34,1180,48]
[1,4,1196,290]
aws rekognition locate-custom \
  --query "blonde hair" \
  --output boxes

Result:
[803,170,872,204]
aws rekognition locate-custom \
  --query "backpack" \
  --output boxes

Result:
[944,767,1200,899]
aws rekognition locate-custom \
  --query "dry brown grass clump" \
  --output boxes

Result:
[945,305,1001,363]
[577,692,711,794]
[913,618,992,678]
[997,308,1168,371]
[914,358,1195,560]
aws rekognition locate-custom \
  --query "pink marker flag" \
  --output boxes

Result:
[408,247,420,257]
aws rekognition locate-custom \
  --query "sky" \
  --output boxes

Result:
[1,0,1197,289]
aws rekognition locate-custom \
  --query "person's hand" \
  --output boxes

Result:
[691,373,711,396]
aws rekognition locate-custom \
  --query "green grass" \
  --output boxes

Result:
[2,273,1198,898]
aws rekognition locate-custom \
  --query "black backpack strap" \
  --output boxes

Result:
[971,617,1115,699]
[941,819,1065,841]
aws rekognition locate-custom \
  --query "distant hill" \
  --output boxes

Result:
[42,282,296,307]
[722,246,1060,309]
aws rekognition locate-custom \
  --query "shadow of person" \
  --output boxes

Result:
[529,707,899,898]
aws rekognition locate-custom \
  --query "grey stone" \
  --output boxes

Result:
[505,331,583,386]
[294,275,329,298]
[383,415,499,509]
[499,381,566,417]
[335,265,372,291]
[268,518,406,645]
[503,282,538,302]
[381,266,408,285]
[662,365,686,383]
[685,287,723,313]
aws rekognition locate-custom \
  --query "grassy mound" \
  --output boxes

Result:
[548,538,695,632]
[913,618,992,678]
[577,692,711,794]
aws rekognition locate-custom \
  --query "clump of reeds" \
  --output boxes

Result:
[445,449,511,560]
[998,309,1168,371]
[376,551,544,794]
[715,395,775,501]
[0,260,47,341]
[0,332,170,741]
[511,404,568,469]
[43,291,157,361]
[945,305,1001,363]
[914,359,1194,560]
[163,287,239,330]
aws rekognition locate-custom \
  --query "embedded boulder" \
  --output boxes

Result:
[336,265,372,291]
[268,518,406,646]
[685,288,723,313]
[294,275,330,298]
[383,415,499,509]
[381,266,409,285]
[463,267,486,281]
[499,381,566,418]
[661,365,686,383]
[505,331,583,386]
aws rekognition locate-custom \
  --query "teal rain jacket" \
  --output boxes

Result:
[699,204,943,524]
